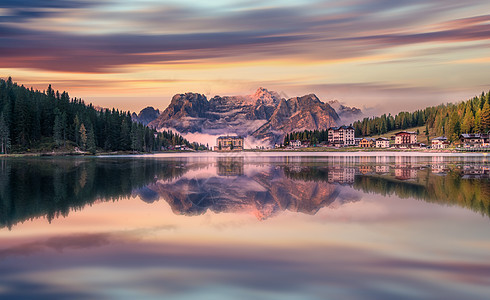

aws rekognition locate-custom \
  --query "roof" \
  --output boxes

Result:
[395,131,416,135]
[217,135,243,139]
[376,137,389,141]
[432,136,447,141]
[328,125,354,131]
[459,133,490,138]
[361,137,376,141]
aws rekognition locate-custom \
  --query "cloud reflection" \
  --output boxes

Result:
[1,239,490,299]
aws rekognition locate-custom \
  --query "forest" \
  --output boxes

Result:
[0,78,207,154]
[283,129,330,146]
[352,91,490,141]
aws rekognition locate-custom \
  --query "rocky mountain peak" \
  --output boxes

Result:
[147,88,349,144]
[251,87,281,105]
[131,106,160,126]
[327,100,362,123]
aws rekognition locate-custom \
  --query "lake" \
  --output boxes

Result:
[0,153,489,300]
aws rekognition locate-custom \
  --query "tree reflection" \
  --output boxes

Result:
[0,156,488,229]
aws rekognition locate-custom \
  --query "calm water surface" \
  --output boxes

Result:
[0,153,489,300]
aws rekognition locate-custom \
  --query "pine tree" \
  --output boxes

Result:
[74,115,81,146]
[0,113,11,154]
[446,111,461,141]
[474,109,482,133]
[481,100,490,132]
[461,109,474,133]
[79,123,87,150]
[53,109,63,147]
[425,123,429,144]
[86,124,96,154]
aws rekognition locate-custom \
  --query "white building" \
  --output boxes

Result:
[431,136,449,149]
[328,126,355,146]
[375,137,390,148]
[290,140,302,148]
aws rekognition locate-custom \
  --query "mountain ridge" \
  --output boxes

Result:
[140,88,361,145]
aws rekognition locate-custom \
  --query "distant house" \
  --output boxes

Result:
[431,136,449,149]
[459,133,490,148]
[359,137,375,148]
[354,138,362,147]
[328,125,355,147]
[175,145,192,151]
[375,137,390,148]
[394,131,417,147]
[216,136,244,151]
[290,140,302,148]
[301,140,311,147]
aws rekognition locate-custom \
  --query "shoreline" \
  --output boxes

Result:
[0,148,488,158]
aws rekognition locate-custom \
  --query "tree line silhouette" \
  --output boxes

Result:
[0,77,207,153]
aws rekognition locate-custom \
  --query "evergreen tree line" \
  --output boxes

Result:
[283,129,330,146]
[353,91,490,141]
[0,78,206,153]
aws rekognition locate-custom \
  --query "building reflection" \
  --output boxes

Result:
[217,157,244,176]
[394,168,418,180]
[328,167,355,184]
[462,165,490,179]
[0,156,489,228]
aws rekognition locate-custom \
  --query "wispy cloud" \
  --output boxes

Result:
[2,1,490,72]
[1,0,490,112]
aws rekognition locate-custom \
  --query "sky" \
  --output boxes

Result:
[1,0,490,115]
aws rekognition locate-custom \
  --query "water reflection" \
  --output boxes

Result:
[0,155,488,229]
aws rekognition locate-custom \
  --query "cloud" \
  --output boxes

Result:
[1,1,490,73]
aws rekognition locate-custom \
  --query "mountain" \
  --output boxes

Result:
[131,106,160,125]
[328,100,363,122]
[148,88,280,137]
[148,88,340,144]
[252,94,340,144]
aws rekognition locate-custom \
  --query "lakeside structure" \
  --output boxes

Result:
[394,131,417,147]
[459,133,490,148]
[375,137,390,148]
[359,138,375,148]
[215,136,244,151]
[432,137,449,149]
[327,126,355,147]
[282,128,489,151]
[290,140,302,148]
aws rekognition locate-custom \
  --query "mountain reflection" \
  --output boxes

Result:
[0,156,489,228]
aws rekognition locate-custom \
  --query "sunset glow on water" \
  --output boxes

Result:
[0,154,489,299]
